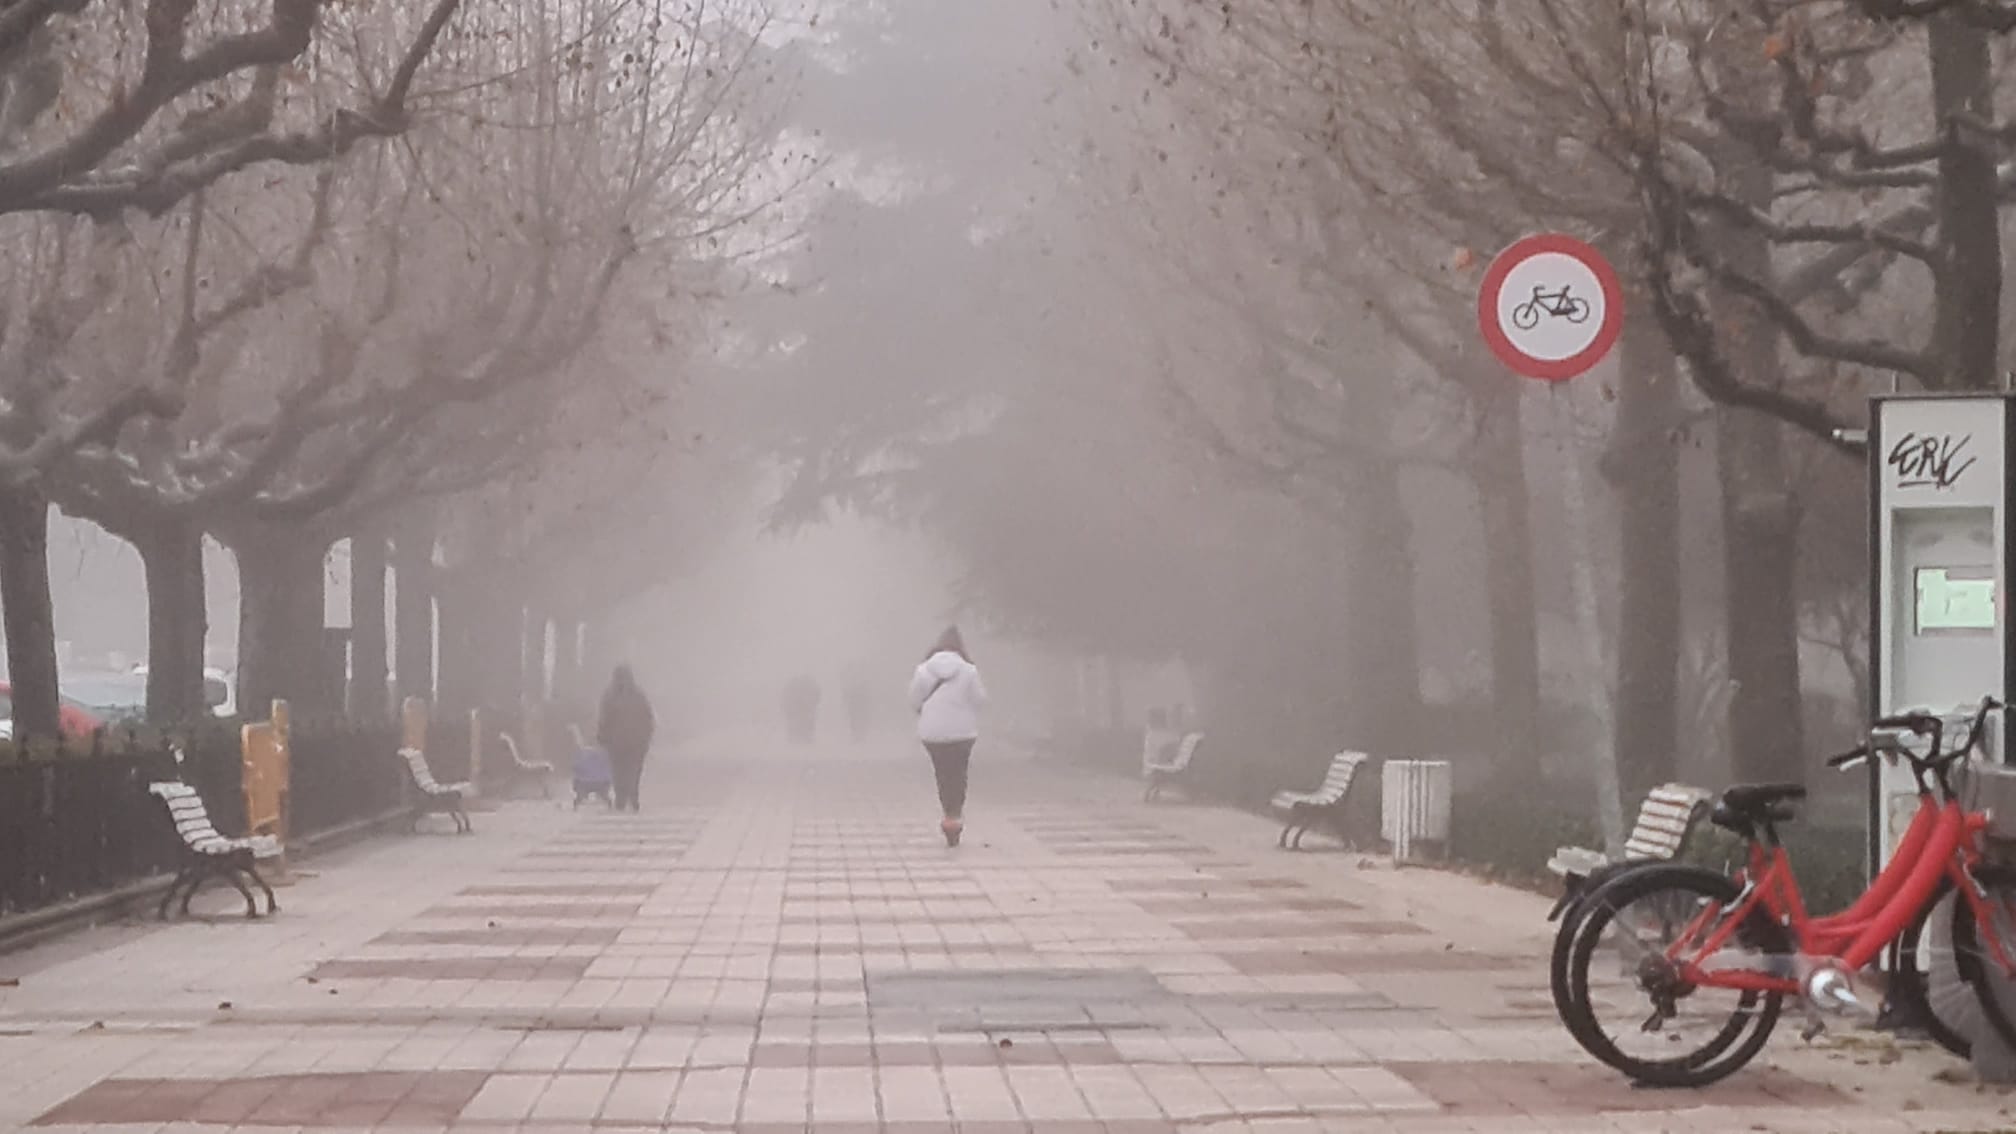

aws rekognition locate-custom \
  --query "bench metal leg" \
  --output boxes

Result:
[1289,823,1309,851]
[244,859,279,915]
[223,868,260,919]
[159,868,194,920]
[1277,821,1294,849]
[440,793,470,834]
[180,864,213,916]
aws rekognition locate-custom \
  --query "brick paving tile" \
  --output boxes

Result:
[1174,918,1428,939]
[7,750,2016,1134]
[309,957,595,982]
[1388,1060,1848,1117]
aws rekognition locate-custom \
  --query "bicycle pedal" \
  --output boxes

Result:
[1800,1015,1827,1042]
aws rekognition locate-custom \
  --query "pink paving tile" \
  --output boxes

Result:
[32,1071,489,1128]
[1386,1061,1848,1116]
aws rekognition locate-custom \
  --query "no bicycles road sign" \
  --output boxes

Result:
[1477,233,1624,381]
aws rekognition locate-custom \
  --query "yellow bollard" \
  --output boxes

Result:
[270,699,291,852]
[402,696,429,752]
[467,708,484,798]
[241,717,292,884]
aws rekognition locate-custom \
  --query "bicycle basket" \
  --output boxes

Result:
[1961,760,2016,843]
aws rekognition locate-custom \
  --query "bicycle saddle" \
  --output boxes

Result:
[1721,783,1807,811]
[1711,783,1807,837]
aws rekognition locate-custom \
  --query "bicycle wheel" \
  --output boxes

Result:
[1563,864,1786,1087]
[1551,861,1657,1028]
[1565,297,1591,323]
[1949,864,2016,1050]
[1512,302,1540,330]
[1890,882,1970,1058]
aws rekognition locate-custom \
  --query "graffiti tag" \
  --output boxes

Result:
[1888,431,1977,490]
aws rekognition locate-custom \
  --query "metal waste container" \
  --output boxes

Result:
[1381,759,1452,864]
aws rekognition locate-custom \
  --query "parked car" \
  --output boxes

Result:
[0,682,106,743]
[60,671,151,727]
[127,665,235,718]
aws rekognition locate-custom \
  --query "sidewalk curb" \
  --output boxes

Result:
[0,806,409,957]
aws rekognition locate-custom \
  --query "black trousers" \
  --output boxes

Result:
[925,740,974,818]
[610,749,645,811]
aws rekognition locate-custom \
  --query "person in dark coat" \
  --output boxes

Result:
[596,665,656,812]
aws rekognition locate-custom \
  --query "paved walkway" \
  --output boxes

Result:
[1,739,2012,1132]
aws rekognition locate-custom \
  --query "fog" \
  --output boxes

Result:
[6,0,1947,849]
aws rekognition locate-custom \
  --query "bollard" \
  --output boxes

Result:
[401,696,429,752]
[468,708,484,798]
[240,702,294,885]
[270,699,291,853]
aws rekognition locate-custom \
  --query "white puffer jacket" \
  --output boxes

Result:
[909,650,987,743]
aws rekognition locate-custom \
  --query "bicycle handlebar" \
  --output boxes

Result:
[1873,711,1942,735]
[1825,696,2005,777]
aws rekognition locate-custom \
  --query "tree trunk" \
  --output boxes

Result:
[0,484,60,742]
[582,611,615,696]
[1344,465,1424,757]
[135,517,208,723]
[435,581,477,714]
[521,604,546,708]
[1472,380,1542,778]
[483,586,522,716]
[1929,16,2000,390]
[1718,413,1806,784]
[552,613,582,708]
[234,529,328,719]
[1713,159,1807,786]
[349,531,389,721]
[1604,324,1683,799]
[393,522,433,705]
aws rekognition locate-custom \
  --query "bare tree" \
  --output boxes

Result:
[5,0,787,736]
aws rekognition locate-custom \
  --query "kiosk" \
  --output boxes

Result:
[1868,393,2014,875]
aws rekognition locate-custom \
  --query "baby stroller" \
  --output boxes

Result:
[569,724,614,809]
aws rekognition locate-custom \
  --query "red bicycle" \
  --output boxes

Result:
[1560,696,2016,1085]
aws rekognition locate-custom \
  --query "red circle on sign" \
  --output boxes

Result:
[1477,233,1624,381]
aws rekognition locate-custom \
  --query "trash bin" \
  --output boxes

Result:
[1381,759,1452,865]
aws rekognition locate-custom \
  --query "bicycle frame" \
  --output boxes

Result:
[1663,796,2016,994]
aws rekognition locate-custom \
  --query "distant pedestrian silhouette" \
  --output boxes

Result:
[596,665,655,812]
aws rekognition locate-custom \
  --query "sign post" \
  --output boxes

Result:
[1478,234,1628,853]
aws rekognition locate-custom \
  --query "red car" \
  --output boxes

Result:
[0,682,104,742]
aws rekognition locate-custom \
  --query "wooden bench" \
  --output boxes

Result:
[1270,751,1371,850]
[1545,782,1712,919]
[147,782,280,920]
[497,732,554,799]
[1143,732,1203,802]
[400,747,473,834]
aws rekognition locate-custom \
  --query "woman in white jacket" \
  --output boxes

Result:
[909,625,988,847]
